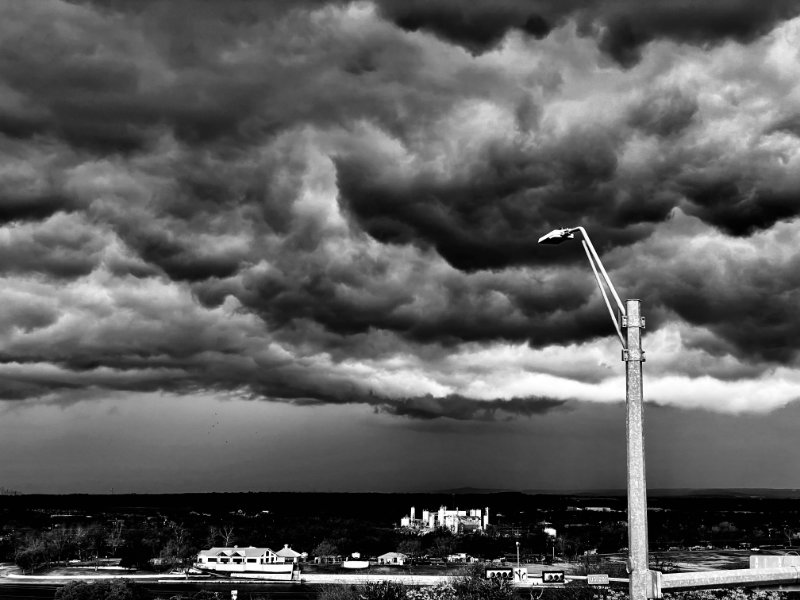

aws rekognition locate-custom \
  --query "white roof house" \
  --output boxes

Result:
[275,544,303,563]
[378,552,409,565]
[197,546,280,564]
[195,546,294,578]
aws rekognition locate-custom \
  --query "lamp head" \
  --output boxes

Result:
[537,228,576,245]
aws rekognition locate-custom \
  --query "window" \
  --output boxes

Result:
[207,558,217,563]
[247,558,256,563]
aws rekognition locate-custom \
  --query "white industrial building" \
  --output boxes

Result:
[400,505,489,534]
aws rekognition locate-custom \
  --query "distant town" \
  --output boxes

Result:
[1,489,799,585]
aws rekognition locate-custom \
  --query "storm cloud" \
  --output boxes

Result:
[375,0,800,65]
[0,0,799,421]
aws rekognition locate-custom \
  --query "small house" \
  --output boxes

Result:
[276,544,304,563]
[378,552,408,565]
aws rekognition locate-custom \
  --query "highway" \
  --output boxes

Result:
[0,581,319,599]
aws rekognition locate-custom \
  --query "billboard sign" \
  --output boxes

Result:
[485,567,513,580]
[542,570,565,584]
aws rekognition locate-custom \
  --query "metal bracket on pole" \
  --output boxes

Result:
[648,570,662,599]
[622,316,645,329]
[622,349,646,362]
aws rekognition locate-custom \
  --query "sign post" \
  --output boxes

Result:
[588,574,610,587]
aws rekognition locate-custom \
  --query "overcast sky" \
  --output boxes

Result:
[1,0,800,493]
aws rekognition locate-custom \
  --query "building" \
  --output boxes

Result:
[378,552,408,565]
[275,544,304,563]
[313,554,343,564]
[400,506,489,534]
[446,553,478,563]
[195,546,295,579]
[197,546,280,567]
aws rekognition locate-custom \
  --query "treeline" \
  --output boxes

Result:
[9,519,198,573]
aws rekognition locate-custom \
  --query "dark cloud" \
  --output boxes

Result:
[376,0,800,65]
[613,214,800,363]
[681,182,800,237]
[0,0,799,422]
[378,2,553,54]
[768,114,800,138]
[333,129,651,273]
[0,193,73,225]
[377,394,568,420]
[592,1,800,67]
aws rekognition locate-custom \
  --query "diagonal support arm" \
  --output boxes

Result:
[573,227,625,315]
[582,240,626,348]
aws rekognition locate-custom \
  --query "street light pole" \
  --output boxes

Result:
[625,298,649,600]
[538,227,650,600]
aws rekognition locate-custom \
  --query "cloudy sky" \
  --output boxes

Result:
[2,0,800,493]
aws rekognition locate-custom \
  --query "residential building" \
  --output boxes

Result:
[275,544,304,563]
[378,552,408,565]
[195,546,295,579]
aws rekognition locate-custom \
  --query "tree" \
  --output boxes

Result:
[160,521,194,569]
[397,538,422,561]
[48,527,76,564]
[313,539,339,558]
[119,528,155,570]
[86,523,108,564]
[73,527,90,561]
[14,534,48,573]
[220,525,236,547]
[206,526,220,548]
[784,526,798,547]
[429,533,456,562]
[108,521,125,556]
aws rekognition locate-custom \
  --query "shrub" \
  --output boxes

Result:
[318,581,408,600]
[55,580,153,600]
[360,581,407,600]
[318,584,371,600]
[448,564,515,600]
[406,583,458,600]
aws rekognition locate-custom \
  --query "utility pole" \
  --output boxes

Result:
[625,299,649,600]
[539,228,652,600]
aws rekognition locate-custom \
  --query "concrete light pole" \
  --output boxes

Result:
[539,227,650,600]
